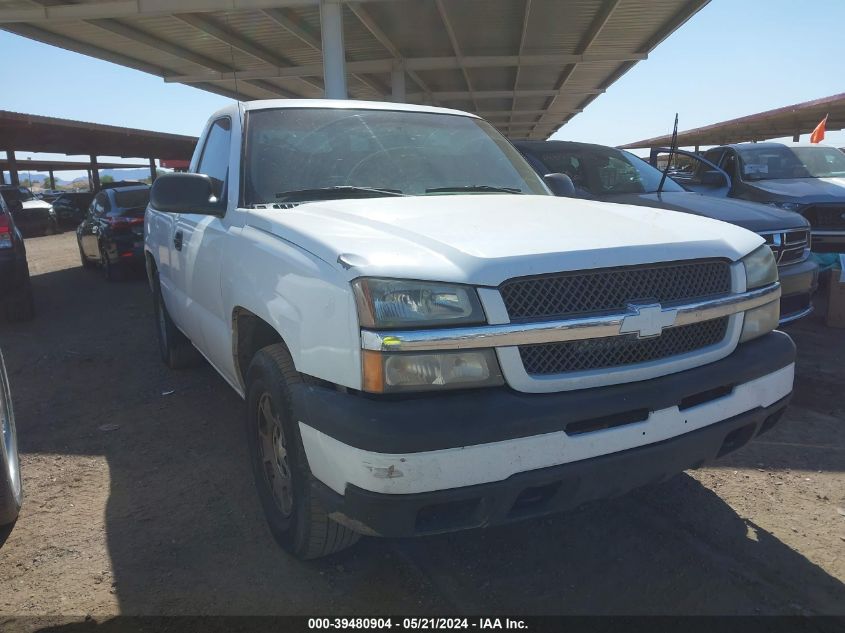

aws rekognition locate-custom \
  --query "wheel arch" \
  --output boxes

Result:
[232,307,289,391]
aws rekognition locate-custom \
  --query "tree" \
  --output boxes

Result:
[100,174,115,184]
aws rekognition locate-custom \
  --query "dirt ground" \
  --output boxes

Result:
[0,232,843,622]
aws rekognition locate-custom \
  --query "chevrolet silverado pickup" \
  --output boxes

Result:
[145,100,794,559]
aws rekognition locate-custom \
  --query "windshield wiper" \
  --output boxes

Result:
[425,185,523,194]
[274,186,404,202]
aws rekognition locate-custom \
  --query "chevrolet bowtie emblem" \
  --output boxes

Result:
[620,303,678,338]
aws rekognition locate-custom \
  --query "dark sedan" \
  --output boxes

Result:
[52,192,94,226]
[0,195,34,322]
[656,143,845,253]
[77,185,149,281]
[515,140,819,324]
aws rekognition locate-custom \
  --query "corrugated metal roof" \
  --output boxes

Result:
[620,92,845,149]
[1,0,709,140]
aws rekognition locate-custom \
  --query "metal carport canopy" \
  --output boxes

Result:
[0,110,198,158]
[619,92,845,150]
[0,0,708,140]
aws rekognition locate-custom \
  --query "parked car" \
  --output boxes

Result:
[0,348,22,548]
[0,194,35,322]
[515,140,819,323]
[77,185,149,280]
[52,192,94,226]
[0,186,58,236]
[652,143,845,253]
[146,101,793,559]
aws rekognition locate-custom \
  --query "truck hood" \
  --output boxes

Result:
[602,191,809,233]
[745,177,845,203]
[245,194,762,286]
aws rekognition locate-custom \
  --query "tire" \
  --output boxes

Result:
[152,275,202,369]
[100,246,121,282]
[246,344,360,559]
[0,350,22,548]
[5,272,34,323]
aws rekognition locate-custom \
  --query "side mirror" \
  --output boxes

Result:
[8,200,23,214]
[150,173,221,215]
[701,170,728,187]
[543,173,576,197]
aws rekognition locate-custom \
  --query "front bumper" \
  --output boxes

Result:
[777,258,819,323]
[297,332,795,537]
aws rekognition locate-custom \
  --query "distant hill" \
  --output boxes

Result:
[100,168,152,180]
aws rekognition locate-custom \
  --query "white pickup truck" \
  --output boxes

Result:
[145,100,795,559]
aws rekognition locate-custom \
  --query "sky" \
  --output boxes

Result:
[2,0,844,180]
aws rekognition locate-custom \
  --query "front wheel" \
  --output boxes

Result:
[246,344,360,559]
[0,350,22,548]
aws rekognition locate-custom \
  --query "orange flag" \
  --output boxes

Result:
[810,114,828,143]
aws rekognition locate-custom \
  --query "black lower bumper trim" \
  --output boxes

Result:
[314,396,791,538]
[296,331,796,454]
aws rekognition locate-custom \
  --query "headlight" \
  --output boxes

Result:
[362,349,503,393]
[739,301,780,343]
[742,245,778,289]
[765,201,803,212]
[352,278,486,328]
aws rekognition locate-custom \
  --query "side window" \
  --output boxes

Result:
[196,117,232,199]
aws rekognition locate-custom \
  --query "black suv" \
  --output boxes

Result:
[0,194,34,321]
[515,140,819,324]
[52,192,94,226]
[653,143,845,253]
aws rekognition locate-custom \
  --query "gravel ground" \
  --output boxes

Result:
[0,232,843,622]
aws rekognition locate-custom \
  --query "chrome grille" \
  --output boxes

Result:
[762,229,810,266]
[519,317,729,375]
[500,260,732,321]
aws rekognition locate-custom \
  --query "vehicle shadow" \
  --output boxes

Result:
[1,263,843,616]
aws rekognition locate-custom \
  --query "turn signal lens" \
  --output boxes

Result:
[739,301,780,343]
[362,349,503,393]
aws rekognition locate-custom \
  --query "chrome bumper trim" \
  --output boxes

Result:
[779,304,814,325]
[361,283,781,352]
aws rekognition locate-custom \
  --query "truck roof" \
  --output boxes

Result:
[239,99,479,119]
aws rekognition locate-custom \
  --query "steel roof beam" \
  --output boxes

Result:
[407,89,603,101]
[1,21,267,101]
[347,1,435,104]
[261,7,386,98]
[435,0,477,112]
[163,54,644,82]
[528,0,622,139]
[510,0,532,126]
[173,12,323,94]
[0,0,410,23]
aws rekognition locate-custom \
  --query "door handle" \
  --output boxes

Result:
[174,230,183,251]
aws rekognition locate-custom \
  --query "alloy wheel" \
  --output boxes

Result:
[256,392,293,517]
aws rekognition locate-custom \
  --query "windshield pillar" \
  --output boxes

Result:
[319,0,348,99]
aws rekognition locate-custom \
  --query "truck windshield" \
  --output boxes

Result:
[528,145,685,196]
[244,108,548,205]
[737,146,845,180]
